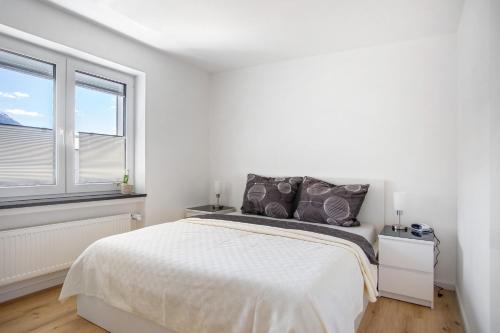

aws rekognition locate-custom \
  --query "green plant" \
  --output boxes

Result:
[122,169,129,184]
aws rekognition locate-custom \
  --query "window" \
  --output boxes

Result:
[0,36,134,197]
[0,49,56,187]
[74,72,126,185]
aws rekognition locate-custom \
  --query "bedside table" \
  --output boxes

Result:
[378,226,435,308]
[185,205,236,218]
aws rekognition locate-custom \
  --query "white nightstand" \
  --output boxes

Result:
[185,205,236,218]
[378,226,435,308]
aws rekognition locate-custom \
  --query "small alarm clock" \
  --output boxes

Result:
[410,223,433,234]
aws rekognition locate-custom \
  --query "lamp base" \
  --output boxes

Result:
[213,194,222,211]
[392,224,408,231]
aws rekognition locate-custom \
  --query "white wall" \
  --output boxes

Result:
[209,35,458,286]
[490,0,500,330]
[456,0,492,332]
[0,0,210,226]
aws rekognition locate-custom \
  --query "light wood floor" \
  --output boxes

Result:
[0,286,464,333]
[358,288,464,333]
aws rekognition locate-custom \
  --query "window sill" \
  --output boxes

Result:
[0,192,147,210]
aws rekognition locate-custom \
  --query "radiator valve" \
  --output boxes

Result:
[130,213,142,221]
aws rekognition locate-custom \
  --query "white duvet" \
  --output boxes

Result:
[60,217,378,333]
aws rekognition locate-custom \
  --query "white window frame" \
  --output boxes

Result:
[0,35,66,197]
[0,34,135,197]
[66,59,135,193]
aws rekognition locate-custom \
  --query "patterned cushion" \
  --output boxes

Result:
[293,177,369,227]
[241,174,303,218]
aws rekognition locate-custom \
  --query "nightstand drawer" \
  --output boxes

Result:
[379,238,433,272]
[379,265,434,302]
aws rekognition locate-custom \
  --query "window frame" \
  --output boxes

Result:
[0,35,66,197]
[0,34,135,197]
[65,59,135,193]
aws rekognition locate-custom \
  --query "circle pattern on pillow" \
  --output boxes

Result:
[289,177,303,185]
[247,184,267,202]
[277,182,292,194]
[323,196,350,220]
[306,182,331,196]
[265,202,288,218]
[344,184,362,192]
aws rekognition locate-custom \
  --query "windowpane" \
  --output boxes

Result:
[77,133,125,184]
[74,72,126,184]
[0,49,55,187]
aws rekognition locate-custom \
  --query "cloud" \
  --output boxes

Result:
[13,91,30,98]
[0,91,30,99]
[0,92,16,98]
[5,108,42,117]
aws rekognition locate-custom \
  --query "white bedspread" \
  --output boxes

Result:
[60,217,378,333]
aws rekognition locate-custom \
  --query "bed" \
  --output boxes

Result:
[60,178,385,333]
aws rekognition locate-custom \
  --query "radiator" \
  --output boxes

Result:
[0,214,131,287]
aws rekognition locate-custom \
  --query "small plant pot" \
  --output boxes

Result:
[120,184,134,195]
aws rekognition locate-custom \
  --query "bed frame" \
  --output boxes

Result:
[77,178,385,333]
[78,294,370,333]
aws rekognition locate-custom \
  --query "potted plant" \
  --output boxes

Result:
[120,169,134,194]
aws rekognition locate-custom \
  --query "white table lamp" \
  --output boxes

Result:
[393,192,407,231]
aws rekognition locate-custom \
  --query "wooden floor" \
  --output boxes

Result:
[358,288,464,333]
[0,286,464,333]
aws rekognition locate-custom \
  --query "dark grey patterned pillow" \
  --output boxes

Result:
[293,177,369,227]
[241,174,303,219]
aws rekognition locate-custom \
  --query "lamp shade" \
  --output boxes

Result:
[214,180,221,194]
[393,192,406,211]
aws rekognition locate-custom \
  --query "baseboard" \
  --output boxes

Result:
[0,269,67,303]
[434,280,455,291]
[455,287,471,333]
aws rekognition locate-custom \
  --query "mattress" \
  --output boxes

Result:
[228,211,378,245]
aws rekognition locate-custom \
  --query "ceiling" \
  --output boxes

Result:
[46,0,464,72]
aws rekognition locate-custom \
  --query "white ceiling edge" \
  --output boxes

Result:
[44,0,464,73]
